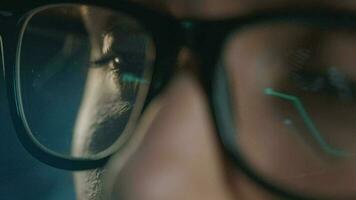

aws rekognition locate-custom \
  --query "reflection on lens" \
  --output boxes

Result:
[220,21,356,198]
[18,5,155,158]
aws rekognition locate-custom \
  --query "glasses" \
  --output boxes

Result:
[4,1,356,199]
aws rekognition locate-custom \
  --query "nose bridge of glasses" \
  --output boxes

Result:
[177,21,206,72]
[180,20,226,58]
[179,20,210,64]
[180,20,202,50]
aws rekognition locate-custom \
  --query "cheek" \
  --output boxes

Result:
[74,168,105,200]
[72,67,134,200]
[72,68,125,156]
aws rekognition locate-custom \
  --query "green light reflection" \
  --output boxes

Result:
[264,88,350,157]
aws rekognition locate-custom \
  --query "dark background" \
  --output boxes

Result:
[0,75,75,199]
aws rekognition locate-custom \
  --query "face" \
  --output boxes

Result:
[72,1,356,200]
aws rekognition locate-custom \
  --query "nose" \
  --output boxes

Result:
[103,66,237,199]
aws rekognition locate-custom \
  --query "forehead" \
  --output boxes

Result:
[133,0,356,19]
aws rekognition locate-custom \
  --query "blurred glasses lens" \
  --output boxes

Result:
[17,5,155,158]
[217,20,356,198]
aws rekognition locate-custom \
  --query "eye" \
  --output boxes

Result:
[111,56,121,69]
[92,50,149,102]
[92,51,147,80]
[91,27,154,105]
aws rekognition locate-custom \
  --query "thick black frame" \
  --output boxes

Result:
[3,0,182,171]
[3,1,356,199]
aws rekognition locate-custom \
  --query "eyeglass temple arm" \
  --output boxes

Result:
[264,88,350,157]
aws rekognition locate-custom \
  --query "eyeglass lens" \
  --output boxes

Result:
[17,5,155,159]
[221,21,356,198]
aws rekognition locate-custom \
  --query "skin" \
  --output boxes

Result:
[72,1,356,200]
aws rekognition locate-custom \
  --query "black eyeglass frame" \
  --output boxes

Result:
[3,0,182,171]
[3,1,356,200]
